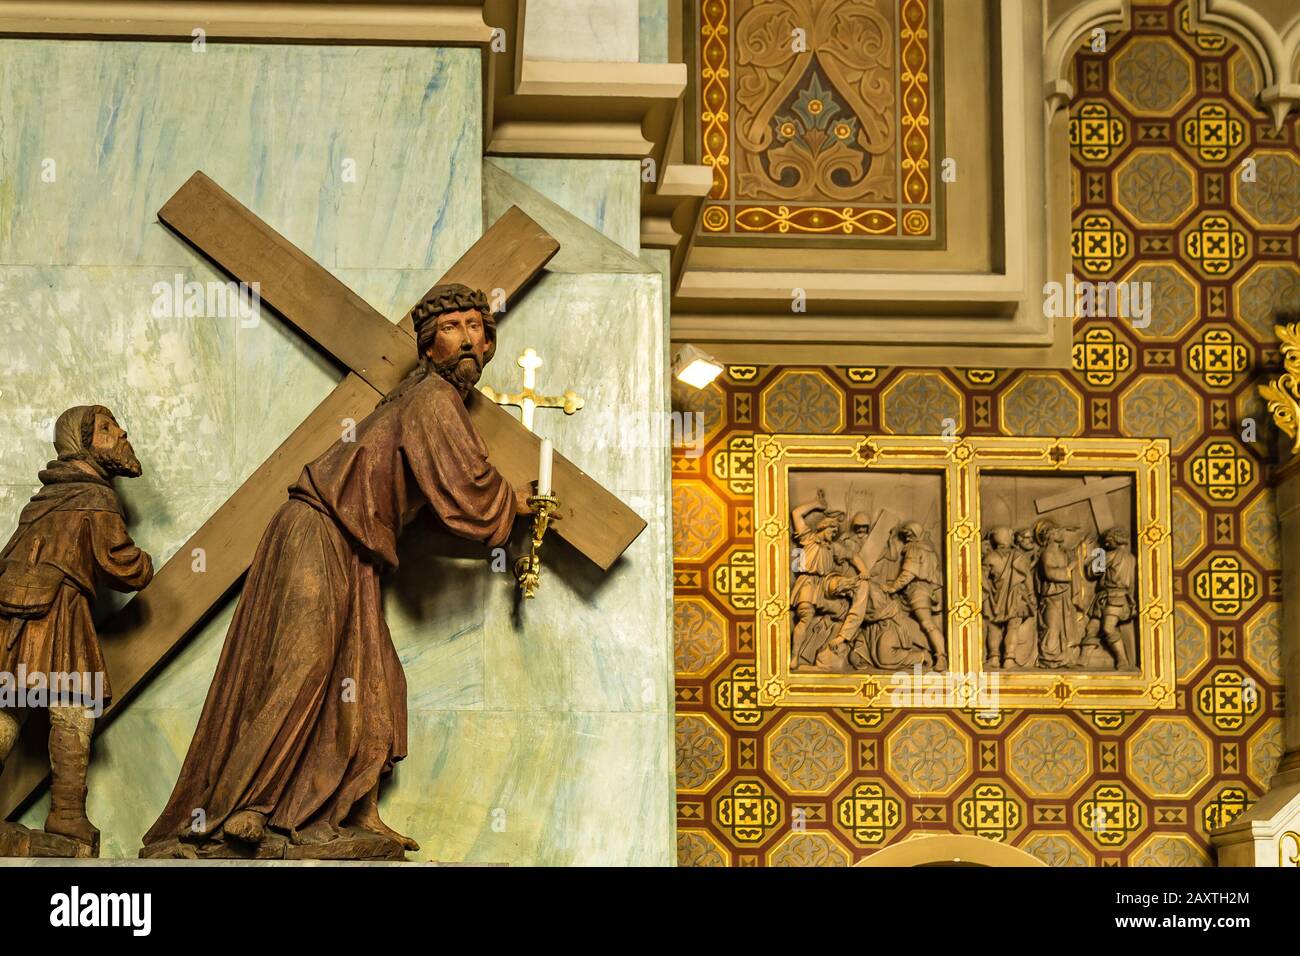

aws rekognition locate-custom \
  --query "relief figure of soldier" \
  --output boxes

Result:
[982,526,1035,669]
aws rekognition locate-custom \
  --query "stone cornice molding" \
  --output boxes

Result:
[1044,0,1131,117]
[1191,0,1300,129]
[0,1,494,43]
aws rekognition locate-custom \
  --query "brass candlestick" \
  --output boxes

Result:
[514,494,559,598]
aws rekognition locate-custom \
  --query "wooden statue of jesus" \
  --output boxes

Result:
[142,284,531,859]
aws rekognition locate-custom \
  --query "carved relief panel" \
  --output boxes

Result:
[754,435,1176,710]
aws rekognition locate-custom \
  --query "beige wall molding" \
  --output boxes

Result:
[1212,782,1300,866]
[1191,0,1300,129]
[1044,0,1131,117]
[656,164,713,199]
[514,57,685,100]
[854,833,1047,867]
[0,1,493,43]
[640,215,681,250]
[486,58,685,157]
[486,0,685,156]
[487,120,652,156]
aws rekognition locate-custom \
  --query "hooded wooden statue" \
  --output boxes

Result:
[0,404,154,856]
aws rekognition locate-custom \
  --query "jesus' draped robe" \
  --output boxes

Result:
[143,374,515,846]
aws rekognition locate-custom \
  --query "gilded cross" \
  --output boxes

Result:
[479,347,583,432]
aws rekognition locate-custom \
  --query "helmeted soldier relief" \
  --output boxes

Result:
[787,489,946,674]
[884,521,947,671]
[790,491,842,666]
[1082,527,1136,669]
[0,405,154,854]
[820,512,877,660]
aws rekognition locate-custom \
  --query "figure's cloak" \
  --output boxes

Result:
[144,374,514,845]
[0,460,152,703]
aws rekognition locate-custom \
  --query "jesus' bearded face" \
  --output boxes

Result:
[424,308,492,396]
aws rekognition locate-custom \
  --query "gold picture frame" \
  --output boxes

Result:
[753,435,1175,710]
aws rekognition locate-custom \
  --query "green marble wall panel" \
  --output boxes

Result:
[3,46,673,866]
[2,40,487,853]
[0,42,481,271]
[477,273,670,712]
[523,0,640,63]
[487,158,641,255]
[0,264,235,486]
[383,711,670,865]
[640,0,670,63]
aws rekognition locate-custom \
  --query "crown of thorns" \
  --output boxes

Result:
[412,283,495,355]
[412,284,491,325]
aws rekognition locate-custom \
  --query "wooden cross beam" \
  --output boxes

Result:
[1,171,646,821]
[857,508,899,572]
[1033,475,1131,533]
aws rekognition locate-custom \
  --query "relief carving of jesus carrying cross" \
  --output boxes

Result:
[0,172,646,856]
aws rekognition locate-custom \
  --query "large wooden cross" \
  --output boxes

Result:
[1034,475,1131,533]
[0,172,646,820]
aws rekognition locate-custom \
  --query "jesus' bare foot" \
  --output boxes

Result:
[222,810,266,844]
[290,818,341,846]
[349,806,420,851]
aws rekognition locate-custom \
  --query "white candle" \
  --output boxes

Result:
[537,438,553,496]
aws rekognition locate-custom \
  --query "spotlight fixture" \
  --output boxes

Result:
[672,344,724,389]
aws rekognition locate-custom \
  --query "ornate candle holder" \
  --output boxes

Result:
[514,494,559,599]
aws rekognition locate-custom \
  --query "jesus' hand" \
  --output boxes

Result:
[513,487,559,519]
[515,487,534,516]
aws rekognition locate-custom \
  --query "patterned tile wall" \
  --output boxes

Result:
[672,0,1298,866]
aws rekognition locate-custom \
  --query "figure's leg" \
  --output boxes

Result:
[913,606,947,671]
[985,621,1004,668]
[1073,617,1102,668]
[792,602,815,664]
[1016,616,1032,667]
[1082,616,1101,644]
[795,602,830,665]
[1038,603,1066,668]
[345,782,420,851]
[0,708,22,773]
[1102,612,1130,669]
[1000,618,1025,668]
[827,582,870,650]
[44,705,98,848]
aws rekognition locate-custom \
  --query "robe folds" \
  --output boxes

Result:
[143,374,515,846]
[0,460,153,705]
